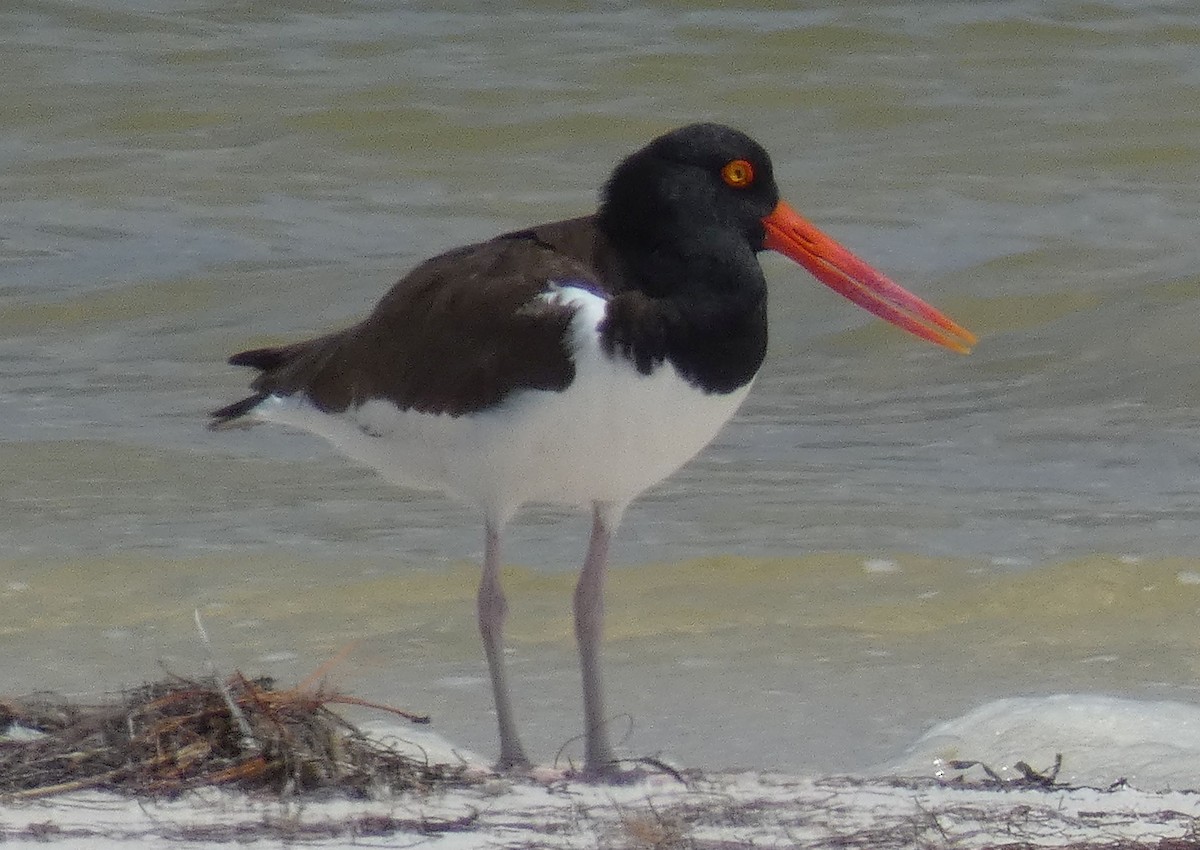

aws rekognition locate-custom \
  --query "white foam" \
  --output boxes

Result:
[863,558,900,574]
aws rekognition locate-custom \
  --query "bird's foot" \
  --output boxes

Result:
[486,752,574,784]
[493,752,533,774]
[472,754,685,786]
[463,760,568,784]
[573,756,686,785]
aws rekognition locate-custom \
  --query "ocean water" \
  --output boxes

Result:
[3,0,1200,773]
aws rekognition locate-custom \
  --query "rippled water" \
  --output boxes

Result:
[3,1,1200,772]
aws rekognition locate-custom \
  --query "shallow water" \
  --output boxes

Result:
[3,1,1200,772]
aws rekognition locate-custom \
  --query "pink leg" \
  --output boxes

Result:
[477,522,530,771]
[574,502,623,777]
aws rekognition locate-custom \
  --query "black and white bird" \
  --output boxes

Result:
[211,123,974,780]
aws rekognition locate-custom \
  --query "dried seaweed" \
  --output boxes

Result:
[0,672,464,800]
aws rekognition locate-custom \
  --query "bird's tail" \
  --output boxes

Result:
[208,392,269,430]
[209,344,291,430]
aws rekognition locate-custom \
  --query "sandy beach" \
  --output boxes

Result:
[7,695,1200,849]
[3,766,1199,848]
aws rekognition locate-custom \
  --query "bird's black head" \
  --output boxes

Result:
[599,123,781,252]
[598,122,977,354]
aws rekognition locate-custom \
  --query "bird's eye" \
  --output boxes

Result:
[720,159,755,189]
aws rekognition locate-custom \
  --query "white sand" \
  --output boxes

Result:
[5,694,1200,848]
[4,770,1199,849]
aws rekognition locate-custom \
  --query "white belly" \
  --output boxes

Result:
[254,286,753,523]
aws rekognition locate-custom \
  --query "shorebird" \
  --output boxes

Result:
[211,123,975,780]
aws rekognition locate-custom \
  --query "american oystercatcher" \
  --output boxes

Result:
[211,123,974,780]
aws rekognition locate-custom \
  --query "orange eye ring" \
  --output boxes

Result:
[720,158,755,188]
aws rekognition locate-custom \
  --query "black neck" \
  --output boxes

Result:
[597,231,768,395]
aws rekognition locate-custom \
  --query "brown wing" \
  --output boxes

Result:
[211,216,615,424]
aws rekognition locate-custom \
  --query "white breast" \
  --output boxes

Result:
[255,285,753,524]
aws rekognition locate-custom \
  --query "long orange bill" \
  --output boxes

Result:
[762,200,976,354]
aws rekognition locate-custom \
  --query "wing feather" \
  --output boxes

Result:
[212,216,614,424]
